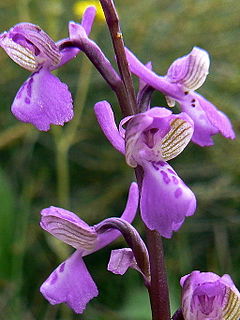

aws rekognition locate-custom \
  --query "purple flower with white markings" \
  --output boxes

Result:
[126,47,235,146]
[181,271,240,320]
[0,7,95,131]
[40,182,139,313]
[94,101,196,238]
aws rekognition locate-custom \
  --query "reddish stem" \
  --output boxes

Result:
[97,2,172,319]
[99,0,137,116]
[146,228,171,320]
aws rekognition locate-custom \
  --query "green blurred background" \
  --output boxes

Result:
[0,0,239,319]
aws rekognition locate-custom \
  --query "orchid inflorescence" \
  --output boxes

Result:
[0,1,239,319]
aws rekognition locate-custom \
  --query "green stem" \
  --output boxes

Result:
[65,49,94,141]
[53,35,96,208]
[55,136,70,208]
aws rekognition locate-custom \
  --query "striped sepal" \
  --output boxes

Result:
[24,26,61,66]
[0,36,38,71]
[167,47,210,91]
[41,215,97,251]
[223,287,240,320]
[182,47,210,91]
[0,23,61,71]
[161,118,193,161]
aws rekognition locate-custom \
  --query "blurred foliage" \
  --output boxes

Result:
[0,0,239,319]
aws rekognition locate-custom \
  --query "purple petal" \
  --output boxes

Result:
[11,68,73,131]
[181,271,240,297]
[94,100,125,154]
[140,161,196,238]
[53,44,80,70]
[40,206,97,250]
[80,6,96,36]
[118,105,171,141]
[69,22,87,41]
[125,113,153,167]
[87,182,139,255]
[108,248,139,275]
[196,93,235,140]
[54,7,96,69]
[181,271,221,288]
[178,95,218,146]
[125,47,182,99]
[139,61,152,92]
[40,250,98,314]
[60,21,87,65]
[178,92,235,146]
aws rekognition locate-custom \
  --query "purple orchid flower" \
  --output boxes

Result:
[39,182,139,313]
[125,47,235,146]
[0,7,96,131]
[94,101,196,238]
[181,270,240,320]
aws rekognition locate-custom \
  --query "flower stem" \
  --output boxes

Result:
[60,38,127,114]
[98,1,171,318]
[146,228,171,320]
[99,0,137,116]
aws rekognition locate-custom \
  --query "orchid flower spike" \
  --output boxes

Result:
[40,182,139,313]
[181,271,240,320]
[94,101,196,238]
[0,6,96,131]
[125,47,235,146]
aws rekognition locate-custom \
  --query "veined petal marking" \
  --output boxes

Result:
[161,118,193,161]
[167,47,210,91]
[41,216,97,250]
[223,288,240,320]
[1,37,37,71]
[28,33,61,65]
[183,49,209,90]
